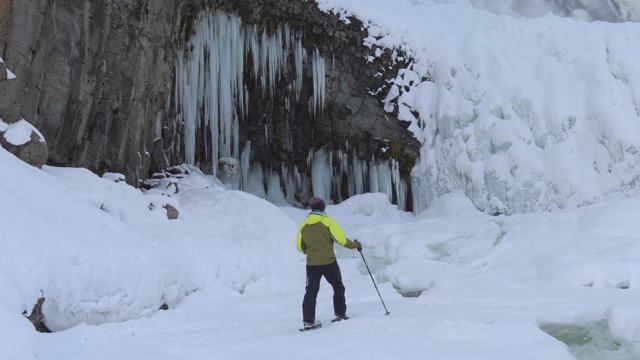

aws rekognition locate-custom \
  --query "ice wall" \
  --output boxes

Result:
[175,11,318,176]
[175,11,408,209]
[327,1,640,214]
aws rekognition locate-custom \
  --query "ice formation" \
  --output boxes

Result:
[175,11,408,209]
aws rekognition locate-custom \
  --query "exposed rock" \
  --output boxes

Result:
[0,121,48,168]
[23,297,50,333]
[0,0,180,184]
[164,204,179,219]
[138,151,151,184]
[149,138,170,176]
[0,66,22,123]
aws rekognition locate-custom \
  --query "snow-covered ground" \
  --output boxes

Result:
[3,0,640,359]
[2,143,640,359]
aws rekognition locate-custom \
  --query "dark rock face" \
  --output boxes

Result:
[0,0,178,184]
[0,66,21,124]
[1,0,419,208]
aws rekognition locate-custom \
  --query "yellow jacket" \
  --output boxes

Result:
[295,211,356,265]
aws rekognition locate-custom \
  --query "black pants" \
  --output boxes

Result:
[302,261,346,322]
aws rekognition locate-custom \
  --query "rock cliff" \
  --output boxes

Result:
[0,0,177,184]
[0,0,419,209]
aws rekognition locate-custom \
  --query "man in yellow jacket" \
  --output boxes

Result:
[295,196,362,330]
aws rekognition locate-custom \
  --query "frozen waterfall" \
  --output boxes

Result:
[175,11,314,178]
[174,11,408,210]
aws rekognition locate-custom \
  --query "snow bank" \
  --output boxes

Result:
[344,189,640,300]
[321,192,413,226]
[535,198,640,288]
[0,146,301,343]
[607,307,640,344]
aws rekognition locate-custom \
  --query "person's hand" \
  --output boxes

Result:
[353,240,362,252]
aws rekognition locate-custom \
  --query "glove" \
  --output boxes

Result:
[353,240,362,252]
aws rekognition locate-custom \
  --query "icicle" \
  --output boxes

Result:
[311,48,326,117]
[295,165,311,202]
[369,156,379,194]
[352,152,366,196]
[245,164,266,198]
[282,164,293,203]
[176,11,407,209]
[209,14,223,172]
[376,160,393,203]
[311,147,332,200]
[176,11,301,175]
[411,155,431,214]
[247,25,261,87]
[175,11,246,174]
[391,159,401,208]
[281,163,308,204]
[294,38,306,101]
[307,149,314,168]
[240,141,251,189]
[243,86,249,117]
[397,179,407,211]
[331,148,349,202]
[266,168,286,204]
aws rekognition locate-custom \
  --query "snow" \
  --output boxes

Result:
[2,1,640,359]
[3,141,640,358]
[0,118,45,146]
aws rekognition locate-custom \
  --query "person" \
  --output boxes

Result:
[295,196,362,330]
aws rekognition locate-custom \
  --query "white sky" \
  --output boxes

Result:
[2,1,640,359]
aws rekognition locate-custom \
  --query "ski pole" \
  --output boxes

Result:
[358,249,390,315]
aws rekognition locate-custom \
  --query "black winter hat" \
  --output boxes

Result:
[309,196,326,211]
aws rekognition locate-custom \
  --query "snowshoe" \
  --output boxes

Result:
[299,321,322,332]
[331,315,350,323]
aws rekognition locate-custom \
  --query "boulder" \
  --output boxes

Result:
[164,204,179,220]
[0,119,48,168]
